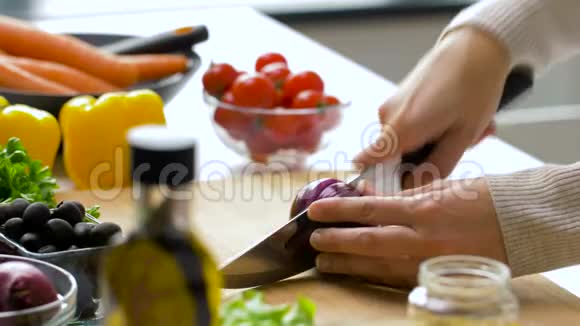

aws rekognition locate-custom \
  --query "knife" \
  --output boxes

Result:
[220,68,534,289]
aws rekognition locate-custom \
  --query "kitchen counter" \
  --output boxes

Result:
[36,5,579,303]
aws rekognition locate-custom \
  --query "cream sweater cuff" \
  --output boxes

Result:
[441,0,580,76]
[487,163,580,277]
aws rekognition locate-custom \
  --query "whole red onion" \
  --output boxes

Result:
[0,261,58,312]
[290,178,362,217]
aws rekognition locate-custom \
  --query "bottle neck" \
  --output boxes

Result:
[419,255,511,303]
[134,182,193,233]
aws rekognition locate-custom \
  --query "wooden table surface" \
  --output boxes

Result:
[56,172,580,325]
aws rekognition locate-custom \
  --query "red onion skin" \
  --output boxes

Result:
[290,178,361,217]
[0,262,58,312]
[318,182,361,199]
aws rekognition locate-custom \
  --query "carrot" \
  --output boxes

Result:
[0,61,76,95]
[121,54,189,82]
[6,57,119,93]
[0,16,138,87]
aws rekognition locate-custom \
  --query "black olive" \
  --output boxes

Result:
[20,233,43,252]
[78,299,99,319]
[1,217,24,240]
[74,222,95,248]
[43,219,75,249]
[22,202,51,230]
[51,201,83,226]
[71,201,86,216]
[8,198,30,218]
[89,222,121,247]
[0,205,9,225]
[38,245,58,254]
[58,200,85,217]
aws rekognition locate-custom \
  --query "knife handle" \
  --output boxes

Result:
[401,68,533,166]
[101,25,209,55]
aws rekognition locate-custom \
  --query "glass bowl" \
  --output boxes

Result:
[0,214,109,322]
[0,255,77,326]
[203,91,349,166]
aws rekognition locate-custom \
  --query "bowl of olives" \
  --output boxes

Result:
[0,199,122,321]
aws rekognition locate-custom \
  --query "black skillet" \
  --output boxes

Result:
[0,25,208,117]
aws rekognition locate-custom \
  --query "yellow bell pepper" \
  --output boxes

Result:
[0,97,61,169]
[0,96,9,109]
[59,89,165,190]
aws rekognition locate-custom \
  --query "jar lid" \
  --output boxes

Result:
[127,124,196,185]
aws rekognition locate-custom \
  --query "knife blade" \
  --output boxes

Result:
[220,69,533,289]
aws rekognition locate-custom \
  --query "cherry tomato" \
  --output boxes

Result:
[273,90,286,107]
[262,115,301,146]
[291,90,325,108]
[283,71,324,104]
[319,94,342,130]
[202,63,238,97]
[261,63,291,107]
[261,63,291,89]
[232,74,276,108]
[255,52,287,72]
[323,95,340,106]
[214,92,251,140]
[246,132,277,163]
[294,127,322,153]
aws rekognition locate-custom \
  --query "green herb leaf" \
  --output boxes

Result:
[220,290,315,326]
[0,137,58,207]
[85,205,101,219]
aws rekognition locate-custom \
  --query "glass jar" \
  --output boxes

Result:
[407,255,519,325]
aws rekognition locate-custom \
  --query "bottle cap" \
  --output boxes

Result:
[127,125,196,185]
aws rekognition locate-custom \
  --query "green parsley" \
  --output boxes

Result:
[220,290,316,326]
[0,137,58,207]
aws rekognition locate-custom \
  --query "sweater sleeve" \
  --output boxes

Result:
[486,162,580,277]
[441,0,580,76]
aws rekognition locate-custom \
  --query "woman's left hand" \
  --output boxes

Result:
[308,177,507,287]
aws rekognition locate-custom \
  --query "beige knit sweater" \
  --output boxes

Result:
[443,0,580,277]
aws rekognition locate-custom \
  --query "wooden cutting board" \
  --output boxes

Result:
[56,172,580,325]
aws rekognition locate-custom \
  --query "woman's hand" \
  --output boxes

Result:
[308,177,507,287]
[355,27,511,184]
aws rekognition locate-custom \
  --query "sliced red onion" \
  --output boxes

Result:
[290,178,361,217]
[318,182,361,199]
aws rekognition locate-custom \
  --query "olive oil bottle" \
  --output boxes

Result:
[100,125,221,326]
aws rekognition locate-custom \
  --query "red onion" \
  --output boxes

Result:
[290,178,362,217]
[0,262,58,312]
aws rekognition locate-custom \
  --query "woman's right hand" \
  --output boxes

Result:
[355,27,512,186]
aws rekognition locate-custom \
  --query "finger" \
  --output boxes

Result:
[353,125,401,169]
[472,121,496,146]
[402,128,471,188]
[398,178,451,198]
[378,94,402,124]
[308,196,415,226]
[354,179,380,196]
[315,253,418,287]
[310,226,420,257]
